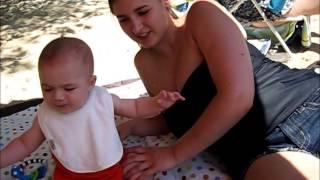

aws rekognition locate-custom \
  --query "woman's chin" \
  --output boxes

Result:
[140,40,158,49]
[140,43,152,48]
[137,37,155,48]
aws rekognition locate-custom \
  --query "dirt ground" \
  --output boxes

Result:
[267,16,320,68]
[0,0,319,106]
[0,0,140,105]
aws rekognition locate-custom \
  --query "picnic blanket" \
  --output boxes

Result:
[0,81,230,180]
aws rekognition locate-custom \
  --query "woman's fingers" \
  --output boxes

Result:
[122,147,150,171]
[122,146,156,180]
[123,161,140,174]
[128,171,143,180]
[123,152,147,165]
[125,160,152,179]
[124,162,144,180]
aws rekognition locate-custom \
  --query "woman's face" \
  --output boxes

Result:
[111,0,170,48]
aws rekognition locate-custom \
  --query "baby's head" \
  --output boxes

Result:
[38,37,96,113]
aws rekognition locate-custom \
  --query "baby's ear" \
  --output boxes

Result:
[89,75,97,86]
[163,0,170,8]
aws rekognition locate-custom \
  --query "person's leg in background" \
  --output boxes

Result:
[285,0,320,17]
[284,0,320,47]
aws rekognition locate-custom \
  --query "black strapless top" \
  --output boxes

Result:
[162,43,319,174]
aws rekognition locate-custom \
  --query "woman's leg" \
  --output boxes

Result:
[285,0,320,17]
[245,87,320,180]
[244,151,319,180]
[251,0,319,28]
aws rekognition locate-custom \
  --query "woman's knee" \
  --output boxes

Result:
[244,151,320,180]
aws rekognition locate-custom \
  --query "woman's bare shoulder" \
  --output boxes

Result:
[134,49,153,69]
[186,0,228,21]
[186,0,241,27]
[184,0,246,40]
[134,49,162,82]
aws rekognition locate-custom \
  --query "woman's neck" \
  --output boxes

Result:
[150,19,180,57]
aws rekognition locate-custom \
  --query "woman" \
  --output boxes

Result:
[108,0,320,179]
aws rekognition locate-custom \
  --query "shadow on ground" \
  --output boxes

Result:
[0,0,109,73]
[266,28,320,63]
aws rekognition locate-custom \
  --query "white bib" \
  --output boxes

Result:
[38,86,123,173]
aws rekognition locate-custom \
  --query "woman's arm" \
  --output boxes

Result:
[0,117,45,168]
[172,0,254,164]
[112,90,184,119]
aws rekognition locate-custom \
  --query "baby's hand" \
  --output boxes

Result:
[155,90,185,110]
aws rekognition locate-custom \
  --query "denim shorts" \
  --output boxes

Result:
[262,87,320,158]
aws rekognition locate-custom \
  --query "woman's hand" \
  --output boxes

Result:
[122,146,178,180]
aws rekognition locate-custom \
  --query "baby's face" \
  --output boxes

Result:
[39,55,94,114]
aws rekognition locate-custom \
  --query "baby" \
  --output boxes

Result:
[0,37,184,179]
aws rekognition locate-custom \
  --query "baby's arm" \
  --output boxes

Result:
[0,116,45,168]
[113,90,185,119]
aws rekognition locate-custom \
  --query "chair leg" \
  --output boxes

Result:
[301,16,311,48]
[249,0,294,58]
